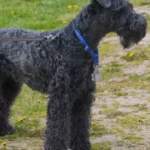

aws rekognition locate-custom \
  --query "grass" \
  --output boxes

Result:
[121,51,149,62]
[0,0,88,30]
[1,0,150,149]
[92,142,111,150]
[122,134,144,145]
[130,0,150,6]
[117,115,148,128]
[90,122,109,138]
[101,62,123,80]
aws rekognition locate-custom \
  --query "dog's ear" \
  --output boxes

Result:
[91,0,111,8]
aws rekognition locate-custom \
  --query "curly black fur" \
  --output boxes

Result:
[0,0,147,150]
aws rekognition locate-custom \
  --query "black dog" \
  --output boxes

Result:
[0,0,147,150]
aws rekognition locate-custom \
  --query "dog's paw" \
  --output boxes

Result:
[0,124,15,136]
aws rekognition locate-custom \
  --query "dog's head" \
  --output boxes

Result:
[91,0,147,48]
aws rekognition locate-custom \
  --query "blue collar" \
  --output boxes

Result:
[72,23,99,65]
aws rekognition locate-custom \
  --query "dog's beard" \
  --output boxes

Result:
[120,36,135,49]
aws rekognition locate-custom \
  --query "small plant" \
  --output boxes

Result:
[122,134,143,145]
[122,51,148,62]
[90,122,108,137]
[122,51,135,61]
[129,74,140,81]
[117,92,128,96]
[92,142,111,150]
[139,0,150,6]
[101,62,122,80]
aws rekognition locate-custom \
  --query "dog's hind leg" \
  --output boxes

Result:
[0,55,22,136]
[0,76,21,136]
[70,81,95,150]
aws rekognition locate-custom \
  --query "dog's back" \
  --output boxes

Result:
[0,28,60,93]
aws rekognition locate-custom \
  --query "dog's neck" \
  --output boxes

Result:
[71,4,110,50]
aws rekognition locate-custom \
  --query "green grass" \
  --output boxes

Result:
[122,134,144,145]
[90,123,109,138]
[117,115,148,128]
[0,0,88,30]
[101,62,123,80]
[122,51,149,62]
[92,142,111,150]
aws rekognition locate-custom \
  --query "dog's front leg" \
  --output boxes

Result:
[45,97,71,150]
[44,66,73,150]
[70,80,95,150]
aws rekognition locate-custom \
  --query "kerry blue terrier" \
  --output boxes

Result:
[0,0,147,150]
